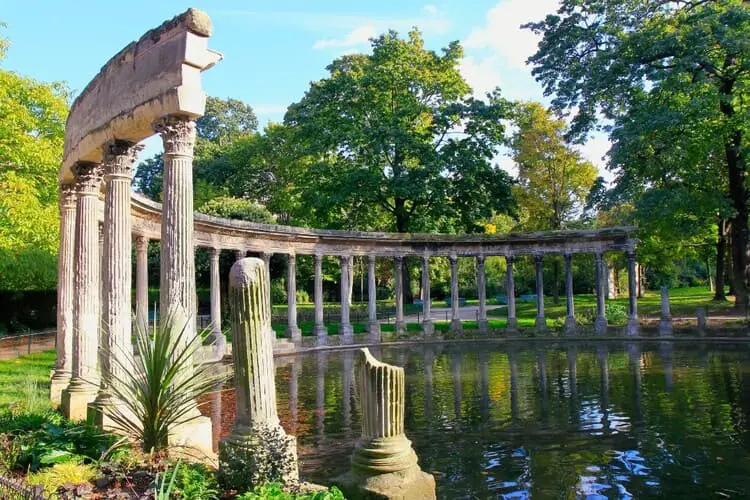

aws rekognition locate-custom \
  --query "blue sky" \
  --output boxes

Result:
[3,0,612,180]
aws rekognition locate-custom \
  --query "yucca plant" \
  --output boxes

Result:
[92,313,230,454]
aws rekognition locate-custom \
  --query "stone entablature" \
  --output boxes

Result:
[130,193,636,257]
[59,8,221,183]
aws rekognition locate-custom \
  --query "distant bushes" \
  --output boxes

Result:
[0,290,56,334]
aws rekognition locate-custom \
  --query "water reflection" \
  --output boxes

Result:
[203,342,750,498]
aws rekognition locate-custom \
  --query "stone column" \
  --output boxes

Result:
[659,286,673,337]
[339,254,354,342]
[594,253,608,334]
[285,253,302,342]
[626,250,639,336]
[367,254,381,340]
[61,162,103,421]
[449,254,462,333]
[93,140,141,422]
[261,252,273,325]
[477,255,488,333]
[154,117,198,351]
[534,254,546,330]
[208,248,227,358]
[335,348,435,499]
[506,255,518,330]
[220,258,298,489]
[313,253,327,344]
[235,249,245,260]
[564,254,576,335]
[50,183,77,404]
[394,255,407,335]
[135,236,149,334]
[421,254,434,336]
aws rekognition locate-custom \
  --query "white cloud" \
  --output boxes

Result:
[422,4,438,15]
[463,0,558,68]
[458,55,503,97]
[313,25,377,50]
[253,104,288,115]
[577,133,615,182]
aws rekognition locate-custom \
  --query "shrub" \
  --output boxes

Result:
[236,482,346,500]
[0,433,21,473]
[16,423,118,471]
[26,461,97,497]
[271,280,287,304]
[155,461,219,499]
[296,289,311,304]
[605,302,629,325]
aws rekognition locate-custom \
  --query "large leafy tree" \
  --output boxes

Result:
[0,26,69,290]
[525,0,750,307]
[284,29,515,234]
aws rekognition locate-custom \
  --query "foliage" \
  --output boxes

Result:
[524,0,750,305]
[195,96,258,148]
[154,460,219,500]
[0,432,21,473]
[15,423,118,471]
[0,29,69,290]
[26,461,96,497]
[285,29,515,233]
[510,102,597,231]
[133,153,164,201]
[198,196,276,224]
[236,482,346,500]
[92,316,230,454]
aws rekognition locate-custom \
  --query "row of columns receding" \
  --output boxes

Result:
[51,112,639,426]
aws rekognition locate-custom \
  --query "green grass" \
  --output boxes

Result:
[0,350,56,410]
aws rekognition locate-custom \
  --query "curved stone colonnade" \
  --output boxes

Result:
[49,7,639,453]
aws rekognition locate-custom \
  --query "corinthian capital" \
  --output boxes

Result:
[152,116,197,156]
[102,140,143,178]
[72,161,104,195]
[59,182,77,209]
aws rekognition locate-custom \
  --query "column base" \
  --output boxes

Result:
[535,315,547,331]
[169,412,215,460]
[219,422,298,492]
[61,381,98,421]
[422,319,435,336]
[339,323,354,344]
[49,372,71,405]
[313,324,328,346]
[477,319,489,333]
[367,321,381,343]
[286,326,302,343]
[395,320,407,336]
[450,319,463,334]
[564,317,577,336]
[506,317,518,331]
[594,317,608,335]
[626,318,639,336]
[88,397,141,434]
[659,318,673,337]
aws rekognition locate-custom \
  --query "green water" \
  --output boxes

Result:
[218,341,750,498]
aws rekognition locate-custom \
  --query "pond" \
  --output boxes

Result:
[203,341,750,498]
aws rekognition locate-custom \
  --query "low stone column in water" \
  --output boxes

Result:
[696,306,707,335]
[659,286,673,337]
[219,258,299,491]
[335,348,436,499]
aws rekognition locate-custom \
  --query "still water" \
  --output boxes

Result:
[205,341,750,498]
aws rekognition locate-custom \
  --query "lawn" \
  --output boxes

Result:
[0,350,55,410]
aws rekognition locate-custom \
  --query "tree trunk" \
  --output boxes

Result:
[714,218,727,301]
[552,258,560,305]
[393,198,412,305]
[719,75,748,311]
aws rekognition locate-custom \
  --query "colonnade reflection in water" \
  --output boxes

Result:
[201,342,750,498]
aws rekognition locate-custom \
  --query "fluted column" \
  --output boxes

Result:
[564,253,576,334]
[449,254,462,333]
[506,255,518,330]
[135,236,149,334]
[534,254,546,330]
[421,254,434,336]
[594,252,607,334]
[261,252,272,327]
[313,253,327,344]
[208,248,227,359]
[477,255,488,333]
[367,254,380,340]
[394,255,406,335]
[61,162,104,421]
[286,253,301,341]
[626,250,639,336]
[94,140,141,417]
[50,183,77,404]
[220,258,298,487]
[339,254,354,342]
[154,116,198,355]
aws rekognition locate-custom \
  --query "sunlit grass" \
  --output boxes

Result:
[0,350,56,409]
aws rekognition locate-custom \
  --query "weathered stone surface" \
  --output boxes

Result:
[659,286,673,337]
[220,258,298,491]
[367,255,381,341]
[449,255,462,334]
[534,254,546,331]
[335,348,435,500]
[339,255,354,342]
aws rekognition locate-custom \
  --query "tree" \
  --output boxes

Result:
[195,96,257,148]
[524,0,750,307]
[0,26,69,290]
[284,29,515,234]
[510,102,597,302]
[197,196,276,224]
